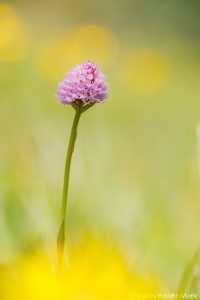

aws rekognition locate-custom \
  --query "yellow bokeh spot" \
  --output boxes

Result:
[120,49,169,95]
[3,255,65,300]
[0,3,14,16]
[69,25,118,66]
[0,3,29,62]
[36,24,118,81]
[1,240,160,300]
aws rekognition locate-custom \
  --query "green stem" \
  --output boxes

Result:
[57,107,82,273]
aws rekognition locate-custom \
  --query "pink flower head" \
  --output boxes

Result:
[56,61,108,105]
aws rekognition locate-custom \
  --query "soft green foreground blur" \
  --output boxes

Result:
[0,0,200,293]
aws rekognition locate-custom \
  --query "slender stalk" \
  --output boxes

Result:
[57,107,82,273]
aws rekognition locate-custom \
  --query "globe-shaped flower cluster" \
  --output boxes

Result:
[56,61,108,105]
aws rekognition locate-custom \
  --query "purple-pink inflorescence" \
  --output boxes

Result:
[56,61,108,104]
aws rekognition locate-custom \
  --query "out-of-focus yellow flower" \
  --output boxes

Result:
[36,24,118,81]
[0,3,29,62]
[120,49,169,95]
[1,239,159,300]
[1,255,64,300]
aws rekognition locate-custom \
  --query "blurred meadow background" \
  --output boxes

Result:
[0,0,200,296]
